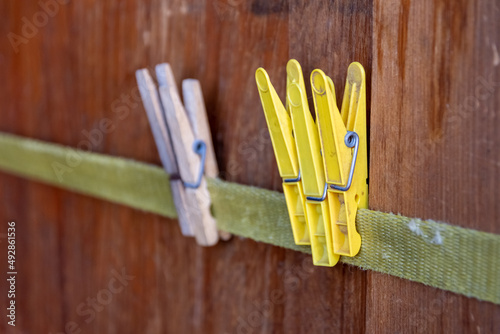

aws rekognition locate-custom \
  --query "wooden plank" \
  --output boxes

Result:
[286,1,373,332]
[368,0,500,332]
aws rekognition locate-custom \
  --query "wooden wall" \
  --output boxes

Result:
[1,0,499,333]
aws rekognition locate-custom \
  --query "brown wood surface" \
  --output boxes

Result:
[0,0,498,333]
[369,0,500,332]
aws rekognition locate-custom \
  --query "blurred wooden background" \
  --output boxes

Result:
[1,0,499,333]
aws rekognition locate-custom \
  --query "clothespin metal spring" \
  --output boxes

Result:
[330,131,359,192]
[183,140,207,189]
[306,183,328,202]
[283,171,301,183]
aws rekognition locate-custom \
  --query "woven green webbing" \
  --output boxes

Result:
[0,132,499,304]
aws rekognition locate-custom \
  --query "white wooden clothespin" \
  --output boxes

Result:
[136,64,228,246]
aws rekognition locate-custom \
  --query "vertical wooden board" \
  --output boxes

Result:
[369,0,500,332]
[288,0,373,114]
[184,3,368,333]
[205,0,291,190]
[285,1,373,332]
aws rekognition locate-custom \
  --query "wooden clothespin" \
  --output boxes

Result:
[136,64,228,246]
[136,68,195,237]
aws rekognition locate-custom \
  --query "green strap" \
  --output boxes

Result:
[1,132,499,304]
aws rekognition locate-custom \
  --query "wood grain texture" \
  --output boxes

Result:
[368,0,500,332]
[0,0,498,333]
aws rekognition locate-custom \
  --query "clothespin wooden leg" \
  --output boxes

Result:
[156,64,219,246]
[182,79,231,241]
[135,69,194,236]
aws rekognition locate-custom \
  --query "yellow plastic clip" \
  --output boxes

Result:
[256,60,367,264]
[255,68,309,245]
[286,60,339,266]
[311,63,368,257]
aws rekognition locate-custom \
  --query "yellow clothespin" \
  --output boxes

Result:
[286,60,339,266]
[256,60,339,266]
[255,67,309,246]
[311,63,368,257]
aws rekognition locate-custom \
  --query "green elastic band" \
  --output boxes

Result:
[0,132,499,304]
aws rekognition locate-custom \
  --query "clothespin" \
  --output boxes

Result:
[256,60,339,266]
[136,64,227,246]
[311,63,368,257]
[256,59,368,265]
[136,68,195,237]
[254,66,310,247]
[286,60,339,266]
